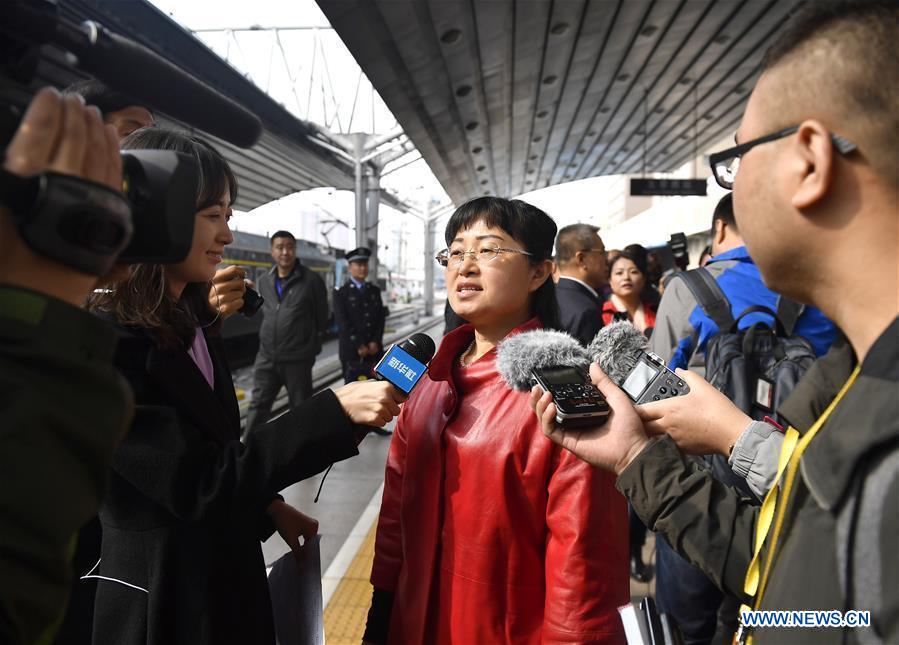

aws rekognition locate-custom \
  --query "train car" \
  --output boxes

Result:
[220,230,339,367]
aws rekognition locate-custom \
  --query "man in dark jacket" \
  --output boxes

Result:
[531,2,898,643]
[333,247,386,383]
[247,231,328,430]
[553,224,606,346]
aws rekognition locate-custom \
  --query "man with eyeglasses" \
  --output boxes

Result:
[553,224,607,346]
[648,192,836,643]
[530,2,898,643]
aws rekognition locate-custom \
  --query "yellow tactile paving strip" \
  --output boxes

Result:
[323,519,378,644]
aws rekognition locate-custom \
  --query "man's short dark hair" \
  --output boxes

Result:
[760,1,898,186]
[63,80,152,118]
[711,193,737,233]
[555,224,601,265]
[762,1,897,72]
[270,231,296,245]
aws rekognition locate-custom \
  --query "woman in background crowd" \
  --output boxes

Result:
[601,249,658,582]
[364,196,628,644]
[602,251,657,336]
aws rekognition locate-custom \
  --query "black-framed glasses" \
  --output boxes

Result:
[708,125,858,190]
[436,244,533,268]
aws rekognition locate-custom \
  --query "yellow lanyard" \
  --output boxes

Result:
[737,365,861,644]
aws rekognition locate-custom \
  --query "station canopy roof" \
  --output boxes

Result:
[36,0,410,213]
[317,0,802,204]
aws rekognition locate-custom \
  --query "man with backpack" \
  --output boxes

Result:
[653,193,835,377]
[654,193,838,494]
[648,193,837,644]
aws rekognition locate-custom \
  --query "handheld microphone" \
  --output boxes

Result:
[373,333,436,394]
[497,330,610,427]
[587,322,690,404]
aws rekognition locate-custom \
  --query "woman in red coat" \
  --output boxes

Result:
[364,197,628,644]
[601,251,657,335]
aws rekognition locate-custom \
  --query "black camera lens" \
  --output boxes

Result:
[239,285,264,317]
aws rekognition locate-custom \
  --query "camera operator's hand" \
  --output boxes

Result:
[209,265,246,319]
[335,380,405,427]
[634,368,751,456]
[0,88,122,306]
[529,363,651,476]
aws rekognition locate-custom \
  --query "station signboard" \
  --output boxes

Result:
[630,178,707,196]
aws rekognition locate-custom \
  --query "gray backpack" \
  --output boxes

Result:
[678,268,817,498]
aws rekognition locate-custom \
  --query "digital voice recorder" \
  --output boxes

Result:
[530,365,611,428]
[620,352,691,404]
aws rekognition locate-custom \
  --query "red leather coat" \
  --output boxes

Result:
[371,319,629,644]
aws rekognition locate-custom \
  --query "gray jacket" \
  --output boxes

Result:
[257,261,328,362]
[727,421,783,498]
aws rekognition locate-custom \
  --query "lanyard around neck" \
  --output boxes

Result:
[738,364,861,644]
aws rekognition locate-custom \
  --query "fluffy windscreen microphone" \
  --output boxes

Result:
[587,321,690,404]
[496,330,589,391]
[586,321,650,386]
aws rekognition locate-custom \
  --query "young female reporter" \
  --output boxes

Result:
[87,128,402,645]
[364,197,628,644]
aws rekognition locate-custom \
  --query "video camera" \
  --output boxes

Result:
[0,0,262,275]
[668,232,689,270]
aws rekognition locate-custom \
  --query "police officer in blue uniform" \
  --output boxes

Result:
[333,247,388,390]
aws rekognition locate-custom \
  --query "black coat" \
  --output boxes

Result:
[91,324,359,645]
[257,261,328,362]
[555,277,604,346]
[333,281,386,364]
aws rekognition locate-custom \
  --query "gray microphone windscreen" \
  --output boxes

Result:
[496,330,589,391]
[587,322,649,386]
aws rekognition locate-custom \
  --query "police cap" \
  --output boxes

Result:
[346,247,372,263]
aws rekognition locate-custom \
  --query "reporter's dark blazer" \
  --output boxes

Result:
[555,277,605,346]
[91,323,359,645]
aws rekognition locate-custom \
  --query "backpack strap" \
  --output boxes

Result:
[776,296,805,336]
[677,268,736,331]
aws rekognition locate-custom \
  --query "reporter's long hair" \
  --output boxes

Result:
[444,196,561,330]
[89,128,238,349]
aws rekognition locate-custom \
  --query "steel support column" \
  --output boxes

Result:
[352,133,368,250]
[365,169,381,280]
[423,201,435,316]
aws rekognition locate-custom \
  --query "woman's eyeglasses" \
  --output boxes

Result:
[436,244,533,268]
[708,125,858,190]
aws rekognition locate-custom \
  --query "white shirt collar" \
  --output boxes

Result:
[558,275,599,300]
